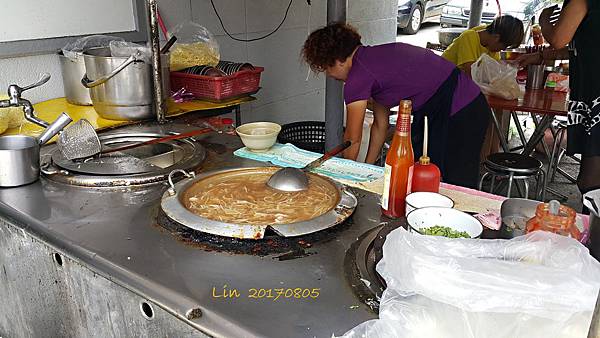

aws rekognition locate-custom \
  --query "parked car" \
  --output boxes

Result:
[440,0,543,28]
[398,0,450,35]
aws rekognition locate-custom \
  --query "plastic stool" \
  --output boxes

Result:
[479,153,546,200]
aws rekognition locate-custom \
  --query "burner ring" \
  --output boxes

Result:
[41,132,206,187]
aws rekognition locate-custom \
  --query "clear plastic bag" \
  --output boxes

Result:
[472,54,522,100]
[169,21,220,71]
[61,35,124,60]
[109,40,151,63]
[338,228,600,338]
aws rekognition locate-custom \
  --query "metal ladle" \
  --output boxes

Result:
[267,140,352,192]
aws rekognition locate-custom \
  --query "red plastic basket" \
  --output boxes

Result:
[170,66,264,101]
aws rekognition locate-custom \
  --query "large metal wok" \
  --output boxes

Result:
[161,167,358,239]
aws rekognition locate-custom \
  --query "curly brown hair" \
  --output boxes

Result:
[302,22,362,72]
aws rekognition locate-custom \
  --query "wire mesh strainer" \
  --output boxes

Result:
[57,119,102,160]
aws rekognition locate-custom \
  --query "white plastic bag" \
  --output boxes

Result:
[109,40,151,63]
[472,54,522,100]
[61,35,124,60]
[338,228,600,338]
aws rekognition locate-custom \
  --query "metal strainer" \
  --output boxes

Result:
[57,119,102,160]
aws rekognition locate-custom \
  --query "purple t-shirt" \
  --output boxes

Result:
[344,43,481,115]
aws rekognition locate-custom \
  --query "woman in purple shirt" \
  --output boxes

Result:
[302,23,491,188]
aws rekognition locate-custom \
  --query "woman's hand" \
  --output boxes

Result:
[514,52,542,68]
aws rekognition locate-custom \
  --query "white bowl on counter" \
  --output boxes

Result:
[236,122,281,152]
[406,207,483,238]
[405,192,454,216]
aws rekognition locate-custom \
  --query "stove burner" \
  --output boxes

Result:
[344,220,405,312]
[157,210,355,257]
[41,130,206,187]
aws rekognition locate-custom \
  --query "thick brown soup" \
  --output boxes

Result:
[181,168,339,225]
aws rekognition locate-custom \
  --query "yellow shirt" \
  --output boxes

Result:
[441,25,500,68]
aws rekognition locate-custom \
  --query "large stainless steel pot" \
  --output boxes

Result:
[58,51,92,106]
[0,113,71,187]
[438,27,466,47]
[81,47,169,121]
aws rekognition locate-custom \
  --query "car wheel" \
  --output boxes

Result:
[401,3,423,35]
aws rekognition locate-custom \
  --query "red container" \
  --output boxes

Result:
[170,67,264,101]
[412,158,441,193]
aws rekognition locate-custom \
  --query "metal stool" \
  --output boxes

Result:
[478,152,546,200]
[548,121,578,184]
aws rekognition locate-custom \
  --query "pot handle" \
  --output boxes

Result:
[338,189,358,210]
[81,51,142,88]
[167,169,195,196]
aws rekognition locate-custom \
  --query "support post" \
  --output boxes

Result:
[468,0,484,28]
[147,0,166,123]
[325,0,347,151]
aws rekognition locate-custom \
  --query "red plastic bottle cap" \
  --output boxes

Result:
[221,118,234,125]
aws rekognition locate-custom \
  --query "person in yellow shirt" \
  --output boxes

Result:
[442,15,524,77]
[442,15,524,162]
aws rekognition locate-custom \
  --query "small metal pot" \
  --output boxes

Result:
[0,113,72,187]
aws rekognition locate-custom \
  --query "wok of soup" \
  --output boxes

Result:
[181,168,339,225]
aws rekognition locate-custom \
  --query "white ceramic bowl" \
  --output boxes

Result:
[405,192,454,216]
[236,122,281,152]
[406,207,483,238]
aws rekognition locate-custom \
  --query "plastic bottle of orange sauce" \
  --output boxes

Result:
[381,100,414,218]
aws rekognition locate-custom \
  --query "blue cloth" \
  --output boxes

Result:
[234,143,383,182]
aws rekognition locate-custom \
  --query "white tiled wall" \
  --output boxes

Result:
[0,0,396,124]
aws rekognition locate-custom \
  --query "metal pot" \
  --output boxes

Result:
[81,47,169,121]
[438,27,466,47]
[0,113,72,187]
[58,51,92,106]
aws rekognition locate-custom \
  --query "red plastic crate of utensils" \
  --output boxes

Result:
[170,67,264,101]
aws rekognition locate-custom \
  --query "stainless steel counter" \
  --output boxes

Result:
[0,121,383,337]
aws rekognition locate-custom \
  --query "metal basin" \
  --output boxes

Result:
[161,167,358,239]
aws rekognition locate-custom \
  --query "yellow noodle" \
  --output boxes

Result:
[181,169,338,225]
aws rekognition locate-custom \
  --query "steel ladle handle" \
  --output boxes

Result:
[303,140,352,172]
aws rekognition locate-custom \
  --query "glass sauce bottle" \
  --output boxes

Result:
[381,100,414,218]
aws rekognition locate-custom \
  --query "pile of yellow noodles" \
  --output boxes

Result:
[170,42,219,71]
[182,170,339,225]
